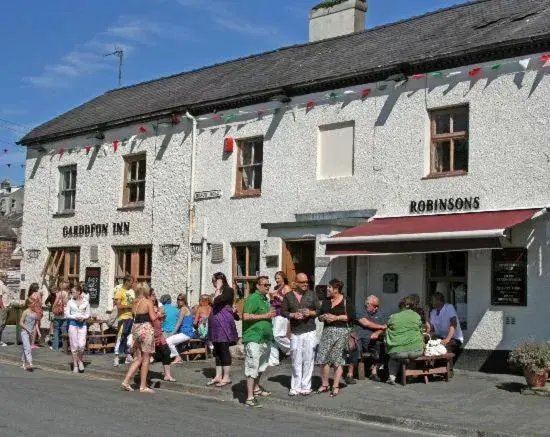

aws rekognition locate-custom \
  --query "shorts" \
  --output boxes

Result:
[244,342,270,379]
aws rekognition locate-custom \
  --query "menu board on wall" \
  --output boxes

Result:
[491,248,527,306]
[84,267,101,306]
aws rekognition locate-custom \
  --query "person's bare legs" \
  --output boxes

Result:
[122,348,142,387]
[321,364,330,387]
[221,365,231,383]
[332,365,343,395]
[140,352,152,391]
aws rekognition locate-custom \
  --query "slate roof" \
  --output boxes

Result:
[19,0,550,145]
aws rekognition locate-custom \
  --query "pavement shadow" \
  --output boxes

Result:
[201,367,216,379]
[496,382,525,393]
[231,379,247,404]
[267,374,323,391]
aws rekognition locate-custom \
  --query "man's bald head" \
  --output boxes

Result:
[295,273,309,293]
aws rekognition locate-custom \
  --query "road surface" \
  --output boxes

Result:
[0,362,436,437]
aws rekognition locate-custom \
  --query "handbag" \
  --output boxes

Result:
[343,298,358,353]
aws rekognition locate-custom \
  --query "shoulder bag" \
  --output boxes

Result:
[343,298,358,354]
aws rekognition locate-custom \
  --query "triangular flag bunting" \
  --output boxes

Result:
[85,145,91,155]
[431,72,443,78]
[59,147,65,157]
[519,58,530,70]
[411,74,424,80]
[137,126,147,134]
[6,164,11,168]
[491,64,502,70]
[468,67,482,77]
[541,54,550,63]
[361,88,371,97]
[306,100,316,110]
[3,149,7,153]
[113,140,119,152]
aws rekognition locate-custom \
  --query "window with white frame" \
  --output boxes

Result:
[59,166,77,212]
[318,121,355,179]
[235,137,263,197]
[123,154,146,206]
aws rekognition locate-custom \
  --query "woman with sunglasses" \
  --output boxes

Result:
[207,272,238,387]
[165,294,196,365]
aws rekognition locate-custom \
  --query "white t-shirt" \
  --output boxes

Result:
[0,280,12,308]
[430,303,463,342]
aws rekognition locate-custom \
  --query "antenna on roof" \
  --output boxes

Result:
[105,47,124,88]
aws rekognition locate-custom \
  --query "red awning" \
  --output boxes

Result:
[322,208,544,255]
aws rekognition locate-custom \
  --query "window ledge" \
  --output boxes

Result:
[53,211,75,218]
[117,204,145,211]
[230,193,262,200]
[422,170,468,180]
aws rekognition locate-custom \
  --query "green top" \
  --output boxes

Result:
[242,290,273,344]
[384,309,424,354]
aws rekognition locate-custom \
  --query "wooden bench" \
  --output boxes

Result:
[357,351,376,380]
[178,339,209,361]
[400,353,455,386]
[86,319,117,354]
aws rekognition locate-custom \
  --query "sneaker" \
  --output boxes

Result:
[0,341,7,347]
[78,361,84,372]
[125,356,134,364]
[344,376,357,385]
[73,366,79,374]
[245,398,262,408]
[288,390,299,397]
[113,356,120,367]
[369,374,381,382]
[386,378,396,385]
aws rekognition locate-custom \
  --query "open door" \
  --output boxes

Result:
[282,240,315,286]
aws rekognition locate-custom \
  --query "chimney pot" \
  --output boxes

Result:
[309,0,368,42]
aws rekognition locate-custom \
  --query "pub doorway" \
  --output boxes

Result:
[282,240,315,286]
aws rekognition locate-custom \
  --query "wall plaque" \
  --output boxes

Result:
[491,248,527,306]
[194,190,222,201]
[265,255,279,268]
[315,256,331,267]
[85,267,101,306]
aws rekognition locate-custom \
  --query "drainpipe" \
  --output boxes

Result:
[200,217,208,295]
[184,111,197,303]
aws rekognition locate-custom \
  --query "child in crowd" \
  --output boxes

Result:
[19,304,40,371]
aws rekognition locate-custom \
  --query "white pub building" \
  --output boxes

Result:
[18,0,550,371]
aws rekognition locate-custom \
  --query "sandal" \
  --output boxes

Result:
[121,383,134,392]
[330,387,340,397]
[139,387,155,393]
[253,388,271,397]
[215,380,232,387]
[206,379,221,386]
[163,376,177,382]
[314,385,330,394]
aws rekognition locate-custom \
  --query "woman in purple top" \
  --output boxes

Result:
[207,272,238,387]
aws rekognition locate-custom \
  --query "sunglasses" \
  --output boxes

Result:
[260,283,271,287]
[296,281,309,284]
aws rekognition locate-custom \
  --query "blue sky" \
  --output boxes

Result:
[0,0,464,185]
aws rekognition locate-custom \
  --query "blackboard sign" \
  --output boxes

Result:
[491,248,527,306]
[85,267,101,306]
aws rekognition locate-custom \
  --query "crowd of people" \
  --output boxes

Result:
[10,270,463,406]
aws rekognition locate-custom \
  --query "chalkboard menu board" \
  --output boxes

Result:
[491,248,527,306]
[85,267,101,306]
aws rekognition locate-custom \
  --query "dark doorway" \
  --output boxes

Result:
[282,240,315,286]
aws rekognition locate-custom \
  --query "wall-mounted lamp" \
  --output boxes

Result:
[25,249,41,261]
[160,243,180,257]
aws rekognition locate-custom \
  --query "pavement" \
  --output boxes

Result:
[0,327,549,437]
[0,363,434,437]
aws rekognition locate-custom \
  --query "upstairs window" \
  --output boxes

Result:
[59,166,77,212]
[318,121,355,179]
[123,155,146,206]
[235,137,263,197]
[114,246,152,284]
[232,242,260,298]
[430,107,469,176]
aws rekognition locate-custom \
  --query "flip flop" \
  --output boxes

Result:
[206,379,221,386]
[139,387,155,393]
[215,380,232,387]
[253,388,271,397]
[121,383,134,392]
[163,377,177,382]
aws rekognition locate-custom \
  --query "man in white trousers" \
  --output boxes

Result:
[281,272,320,396]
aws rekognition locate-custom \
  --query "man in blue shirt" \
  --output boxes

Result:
[160,295,179,334]
[345,295,387,384]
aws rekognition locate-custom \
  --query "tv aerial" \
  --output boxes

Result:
[105,47,124,88]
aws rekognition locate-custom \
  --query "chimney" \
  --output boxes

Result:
[309,0,368,42]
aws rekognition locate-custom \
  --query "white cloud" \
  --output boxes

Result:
[177,0,282,38]
[24,15,193,89]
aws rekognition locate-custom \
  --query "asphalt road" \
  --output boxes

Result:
[0,362,434,437]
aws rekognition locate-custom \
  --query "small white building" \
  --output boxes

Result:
[18,0,550,370]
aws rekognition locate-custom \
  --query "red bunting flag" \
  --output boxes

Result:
[541,54,550,63]
[411,74,425,80]
[306,100,316,110]
[113,140,120,152]
[85,145,91,155]
[59,147,65,157]
[137,126,147,134]
[361,88,371,97]
[212,114,222,121]
[468,67,482,76]
[171,115,181,125]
